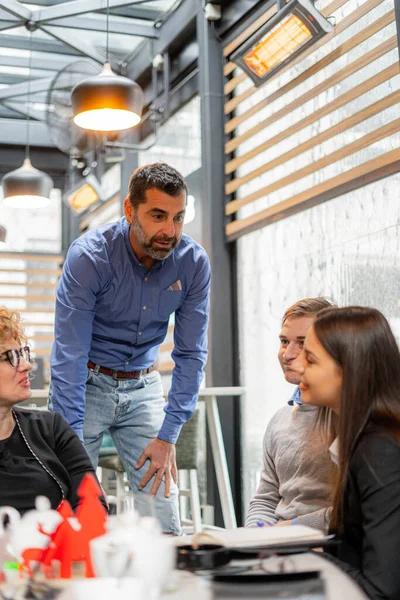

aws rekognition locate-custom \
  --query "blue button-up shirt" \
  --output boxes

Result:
[287,387,302,406]
[50,218,210,444]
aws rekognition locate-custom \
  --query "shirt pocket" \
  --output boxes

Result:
[158,290,183,319]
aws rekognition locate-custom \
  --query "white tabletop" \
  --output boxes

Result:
[30,389,48,399]
[228,553,367,600]
[166,553,368,600]
[198,387,245,397]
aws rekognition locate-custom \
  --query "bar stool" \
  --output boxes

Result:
[98,430,126,503]
[176,408,202,533]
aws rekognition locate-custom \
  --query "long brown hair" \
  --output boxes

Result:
[313,306,400,531]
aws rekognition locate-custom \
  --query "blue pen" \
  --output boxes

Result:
[256,521,264,527]
[256,520,272,527]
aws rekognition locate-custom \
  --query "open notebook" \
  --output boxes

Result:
[175,525,326,549]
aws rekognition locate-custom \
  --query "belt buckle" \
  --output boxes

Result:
[112,370,120,380]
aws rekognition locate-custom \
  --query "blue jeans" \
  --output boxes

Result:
[51,369,181,535]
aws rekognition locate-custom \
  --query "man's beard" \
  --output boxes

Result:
[131,213,179,260]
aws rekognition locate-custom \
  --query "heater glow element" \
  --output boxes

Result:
[244,14,312,77]
[231,0,334,86]
[67,183,98,212]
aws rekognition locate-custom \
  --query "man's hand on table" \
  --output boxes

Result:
[136,438,178,497]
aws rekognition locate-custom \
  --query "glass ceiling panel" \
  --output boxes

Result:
[0,0,180,128]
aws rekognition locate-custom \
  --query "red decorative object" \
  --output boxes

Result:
[20,474,107,579]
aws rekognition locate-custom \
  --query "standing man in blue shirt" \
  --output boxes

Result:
[49,163,210,534]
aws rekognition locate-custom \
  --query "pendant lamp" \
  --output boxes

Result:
[2,32,53,209]
[71,0,143,132]
[2,158,53,209]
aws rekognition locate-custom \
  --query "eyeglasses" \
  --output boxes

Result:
[0,346,31,368]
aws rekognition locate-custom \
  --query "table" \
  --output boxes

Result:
[198,387,245,530]
[22,388,48,409]
[0,553,369,600]
[226,553,368,600]
[166,552,368,600]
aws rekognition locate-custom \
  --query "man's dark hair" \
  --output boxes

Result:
[128,163,188,208]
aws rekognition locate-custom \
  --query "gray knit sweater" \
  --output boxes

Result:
[245,403,332,532]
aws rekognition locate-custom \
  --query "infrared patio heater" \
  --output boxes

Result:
[230,0,334,87]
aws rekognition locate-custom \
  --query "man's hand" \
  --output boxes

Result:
[135,438,178,497]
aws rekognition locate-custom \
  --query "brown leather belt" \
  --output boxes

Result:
[87,360,155,380]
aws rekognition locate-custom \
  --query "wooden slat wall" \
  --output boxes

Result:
[0,253,63,385]
[224,0,400,240]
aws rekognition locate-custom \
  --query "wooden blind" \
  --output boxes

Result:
[0,253,63,386]
[224,0,400,241]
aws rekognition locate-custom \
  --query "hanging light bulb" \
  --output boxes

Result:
[71,0,143,132]
[1,31,53,209]
[0,225,7,247]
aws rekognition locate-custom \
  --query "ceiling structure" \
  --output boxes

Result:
[0,0,180,146]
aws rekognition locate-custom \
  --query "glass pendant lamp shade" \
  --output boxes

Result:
[72,63,143,132]
[2,158,53,209]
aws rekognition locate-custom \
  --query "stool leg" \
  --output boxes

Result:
[116,471,126,505]
[189,469,202,533]
[178,471,188,524]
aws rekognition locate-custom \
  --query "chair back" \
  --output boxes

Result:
[175,409,200,471]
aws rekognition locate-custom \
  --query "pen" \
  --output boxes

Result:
[256,521,271,527]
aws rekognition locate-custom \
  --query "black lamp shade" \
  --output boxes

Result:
[2,158,53,208]
[72,63,143,132]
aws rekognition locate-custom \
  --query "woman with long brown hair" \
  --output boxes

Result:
[295,306,400,600]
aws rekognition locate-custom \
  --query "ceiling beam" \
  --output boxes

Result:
[24,0,161,21]
[40,25,106,64]
[0,72,52,85]
[0,54,84,71]
[45,14,158,37]
[30,0,161,24]
[107,5,160,20]
[3,100,46,121]
[0,19,21,30]
[0,105,23,118]
[126,0,197,79]
[0,7,20,20]
[4,91,48,103]
[0,0,31,21]
[0,33,83,54]
[0,118,52,146]
[0,77,53,100]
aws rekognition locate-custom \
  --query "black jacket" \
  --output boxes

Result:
[10,408,106,511]
[325,431,400,600]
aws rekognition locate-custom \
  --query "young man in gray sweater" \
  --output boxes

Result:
[246,297,335,532]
